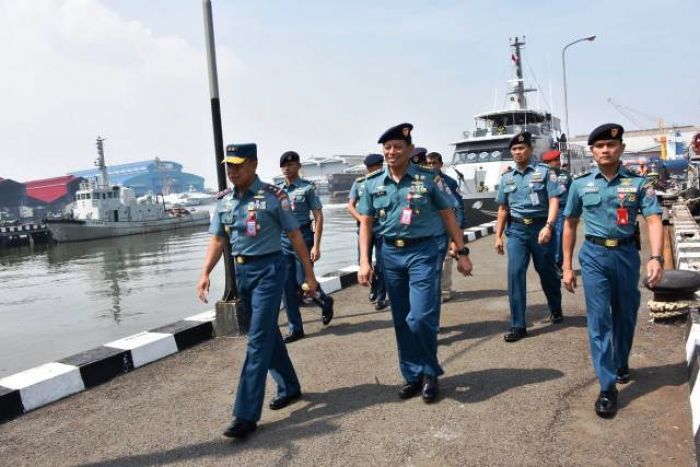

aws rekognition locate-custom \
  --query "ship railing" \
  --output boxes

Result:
[557,141,588,160]
[471,123,546,139]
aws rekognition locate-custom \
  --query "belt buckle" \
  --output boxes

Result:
[604,239,618,247]
[395,239,405,248]
[523,218,533,225]
[236,256,246,264]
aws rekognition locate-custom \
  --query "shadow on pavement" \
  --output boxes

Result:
[438,320,509,347]
[450,288,508,303]
[618,361,687,409]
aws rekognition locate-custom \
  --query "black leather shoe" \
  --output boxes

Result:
[398,378,423,399]
[321,296,334,325]
[594,388,618,418]
[549,311,564,323]
[422,376,439,403]
[269,392,302,410]
[616,366,630,384]
[504,327,528,342]
[283,331,305,344]
[369,291,378,303]
[375,299,388,311]
[223,419,257,439]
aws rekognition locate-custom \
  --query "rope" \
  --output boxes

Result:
[647,299,692,320]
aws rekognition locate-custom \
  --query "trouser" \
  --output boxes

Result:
[434,234,449,317]
[382,238,443,381]
[281,225,329,334]
[553,209,565,269]
[505,220,562,329]
[579,241,640,391]
[357,232,387,302]
[232,253,300,422]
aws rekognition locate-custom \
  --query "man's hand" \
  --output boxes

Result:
[495,236,504,255]
[310,245,321,263]
[457,255,473,276]
[646,259,663,288]
[304,274,319,296]
[196,274,211,303]
[358,262,373,286]
[538,226,552,245]
[563,268,577,293]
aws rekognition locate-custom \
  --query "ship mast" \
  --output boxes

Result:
[95,136,109,188]
[507,36,536,111]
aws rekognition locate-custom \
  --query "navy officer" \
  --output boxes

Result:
[541,149,573,272]
[196,143,319,439]
[357,123,473,403]
[277,150,334,343]
[494,131,564,342]
[562,123,663,418]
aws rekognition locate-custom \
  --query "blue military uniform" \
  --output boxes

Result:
[276,174,327,335]
[358,162,453,382]
[564,164,661,392]
[496,154,564,331]
[552,168,573,268]
[210,172,301,424]
[350,172,386,304]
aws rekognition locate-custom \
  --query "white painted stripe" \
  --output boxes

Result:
[0,362,85,411]
[478,227,488,236]
[466,232,476,242]
[691,375,700,434]
[338,264,360,273]
[318,275,342,294]
[184,310,216,322]
[688,325,700,363]
[105,331,178,368]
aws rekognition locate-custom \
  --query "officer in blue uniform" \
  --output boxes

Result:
[562,123,663,418]
[494,131,564,342]
[357,123,473,403]
[541,149,573,272]
[196,143,319,439]
[348,153,388,310]
[276,151,334,343]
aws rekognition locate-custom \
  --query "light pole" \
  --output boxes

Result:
[562,35,596,140]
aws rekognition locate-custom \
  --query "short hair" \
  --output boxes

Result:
[426,152,443,163]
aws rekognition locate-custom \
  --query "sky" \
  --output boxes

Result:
[1,0,698,187]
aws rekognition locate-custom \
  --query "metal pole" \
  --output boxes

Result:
[202,0,238,303]
[561,35,597,140]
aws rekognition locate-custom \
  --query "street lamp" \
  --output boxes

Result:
[561,35,596,140]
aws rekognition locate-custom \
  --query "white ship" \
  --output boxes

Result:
[46,138,210,242]
[443,37,589,227]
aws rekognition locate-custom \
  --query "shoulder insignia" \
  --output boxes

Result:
[215,187,232,199]
[263,183,288,200]
[366,170,383,179]
[355,175,366,182]
[573,171,590,180]
[416,165,436,174]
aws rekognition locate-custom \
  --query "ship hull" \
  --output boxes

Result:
[461,192,500,228]
[46,214,210,243]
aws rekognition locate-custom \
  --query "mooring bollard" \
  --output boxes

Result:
[644,270,700,321]
[214,300,249,337]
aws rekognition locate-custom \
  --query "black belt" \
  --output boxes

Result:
[585,235,635,248]
[510,216,547,226]
[233,251,280,264]
[384,236,432,248]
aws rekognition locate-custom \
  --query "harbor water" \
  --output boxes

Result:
[0,201,358,378]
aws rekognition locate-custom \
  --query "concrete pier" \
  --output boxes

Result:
[0,222,693,465]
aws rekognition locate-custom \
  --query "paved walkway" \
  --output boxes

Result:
[0,226,694,466]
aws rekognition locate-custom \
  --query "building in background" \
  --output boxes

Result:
[25,176,84,214]
[0,178,28,219]
[571,125,700,160]
[70,158,205,197]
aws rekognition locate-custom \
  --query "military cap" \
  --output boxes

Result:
[364,153,384,167]
[410,147,428,164]
[222,143,257,164]
[541,149,561,162]
[280,150,300,167]
[587,123,624,145]
[378,123,413,144]
[509,131,532,148]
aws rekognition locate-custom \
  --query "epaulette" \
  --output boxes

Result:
[503,166,514,173]
[355,175,366,182]
[215,187,232,199]
[537,162,551,170]
[416,165,436,174]
[573,171,590,179]
[366,170,383,179]
[263,183,288,199]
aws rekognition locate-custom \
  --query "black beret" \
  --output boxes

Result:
[378,123,413,144]
[410,147,427,164]
[280,150,300,166]
[363,153,384,167]
[587,123,624,145]
[223,143,257,164]
[509,131,532,148]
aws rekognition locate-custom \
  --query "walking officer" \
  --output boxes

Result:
[277,150,334,343]
[562,123,663,418]
[357,123,473,403]
[541,149,573,272]
[196,143,319,439]
[348,153,388,310]
[494,131,564,343]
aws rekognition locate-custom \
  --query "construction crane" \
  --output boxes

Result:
[606,98,670,159]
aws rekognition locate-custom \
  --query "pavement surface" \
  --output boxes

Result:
[0,223,694,466]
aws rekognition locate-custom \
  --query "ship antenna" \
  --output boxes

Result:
[508,36,536,111]
[95,136,109,188]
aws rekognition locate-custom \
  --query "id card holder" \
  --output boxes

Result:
[616,208,629,225]
[400,208,413,225]
[245,213,258,237]
[529,192,540,206]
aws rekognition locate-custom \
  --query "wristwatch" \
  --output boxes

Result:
[457,246,470,256]
[545,222,555,230]
[650,255,664,266]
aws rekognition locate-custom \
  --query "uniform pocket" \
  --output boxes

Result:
[503,184,517,194]
[582,193,602,206]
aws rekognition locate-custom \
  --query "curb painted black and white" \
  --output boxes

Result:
[0,221,496,423]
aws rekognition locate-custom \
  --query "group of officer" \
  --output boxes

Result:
[196,121,664,440]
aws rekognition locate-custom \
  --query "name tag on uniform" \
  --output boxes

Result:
[530,192,540,206]
[245,212,257,237]
[617,208,629,225]
[400,208,413,225]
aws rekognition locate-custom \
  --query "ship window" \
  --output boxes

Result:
[478,152,489,161]
[467,153,477,162]
[102,193,106,199]
[86,193,91,200]
[490,151,502,161]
